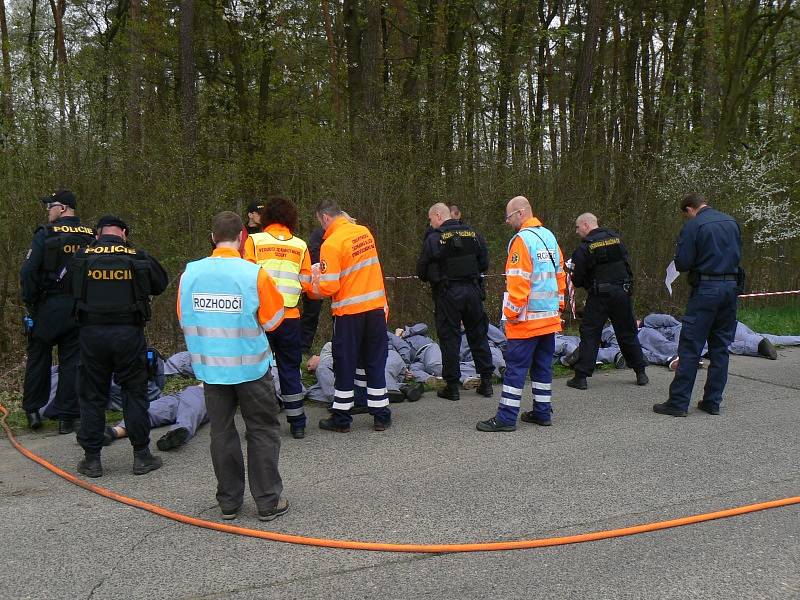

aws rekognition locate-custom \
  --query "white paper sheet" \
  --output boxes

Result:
[665,260,679,296]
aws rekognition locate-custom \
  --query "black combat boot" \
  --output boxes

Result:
[476,377,493,398]
[132,448,163,475]
[77,453,103,478]
[437,382,460,401]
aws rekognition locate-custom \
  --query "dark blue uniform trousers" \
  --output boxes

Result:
[496,333,555,425]
[668,281,738,412]
[22,296,81,419]
[330,309,391,427]
[266,317,306,430]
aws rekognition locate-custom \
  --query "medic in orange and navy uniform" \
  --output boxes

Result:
[477,196,566,432]
[312,201,391,432]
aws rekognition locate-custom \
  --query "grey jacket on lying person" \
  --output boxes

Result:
[553,333,620,366]
[305,342,407,404]
[637,313,800,363]
[458,323,506,383]
[400,323,443,382]
[42,364,207,441]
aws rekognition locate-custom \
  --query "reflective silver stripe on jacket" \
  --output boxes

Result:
[331,289,386,309]
[298,274,312,283]
[340,256,380,277]
[522,310,561,320]
[531,271,558,282]
[319,273,340,282]
[503,299,524,314]
[276,284,301,295]
[505,268,531,280]
[261,307,285,331]
[266,269,301,281]
[183,325,263,339]
[190,350,272,367]
[529,290,561,300]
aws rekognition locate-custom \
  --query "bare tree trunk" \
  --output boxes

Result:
[342,0,362,134]
[179,0,196,153]
[690,0,705,133]
[0,0,12,130]
[496,0,527,170]
[257,0,273,123]
[49,0,67,146]
[569,0,606,153]
[321,0,341,124]
[127,0,142,151]
[363,0,382,116]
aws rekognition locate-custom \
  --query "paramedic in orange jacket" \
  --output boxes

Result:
[477,196,566,432]
[244,196,312,439]
[311,199,391,432]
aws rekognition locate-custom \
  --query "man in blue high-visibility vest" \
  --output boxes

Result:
[178,211,289,522]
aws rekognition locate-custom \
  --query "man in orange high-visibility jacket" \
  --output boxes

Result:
[311,199,391,433]
[244,196,312,439]
[477,196,566,432]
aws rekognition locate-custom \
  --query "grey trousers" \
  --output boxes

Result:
[204,371,283,513]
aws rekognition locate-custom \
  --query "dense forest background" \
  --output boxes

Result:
[1,0,799,360]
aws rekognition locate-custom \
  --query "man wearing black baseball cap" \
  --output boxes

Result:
[71,214,169,478]
[246,201,264,234]
[20,189,95,433]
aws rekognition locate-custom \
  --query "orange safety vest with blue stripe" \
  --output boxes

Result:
[503,217,565,339]
[318,216,388,317]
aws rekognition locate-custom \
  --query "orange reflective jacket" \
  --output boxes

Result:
[503,217,566,339]
[318,216,388,317]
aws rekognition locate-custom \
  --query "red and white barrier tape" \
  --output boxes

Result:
[738,289,800,299]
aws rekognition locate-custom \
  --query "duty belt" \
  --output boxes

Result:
[698,274,737,281]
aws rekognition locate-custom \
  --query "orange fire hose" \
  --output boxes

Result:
[2,402,798,553]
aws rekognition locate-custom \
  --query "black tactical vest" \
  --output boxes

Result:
[438,228,481,281]
[41,223,95,293]
[72,243,153,325]
[585,230,630,285]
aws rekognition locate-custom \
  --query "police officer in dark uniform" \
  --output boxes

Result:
[246,201,264,234]
[71,215,168,477]
[20,190,95,433]
[417,202,493,401]
[567,212,648,390]
[654,192,742,417]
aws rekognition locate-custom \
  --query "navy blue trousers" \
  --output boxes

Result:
[330,309,391,427]
[668,282,738,412]
[496,333,555,425]
[266,317,306,430]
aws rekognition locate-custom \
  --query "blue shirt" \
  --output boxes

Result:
[674,207,741,275]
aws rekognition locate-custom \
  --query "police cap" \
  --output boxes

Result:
[247,201,264,213]
[41,189,77,209]
[95,214,130,233]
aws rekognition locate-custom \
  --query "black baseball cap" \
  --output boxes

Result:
[95,215,130,232]
[247,201,264,213]
[42,189,76,209]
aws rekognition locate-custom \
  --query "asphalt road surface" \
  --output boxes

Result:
[2,348,798,599]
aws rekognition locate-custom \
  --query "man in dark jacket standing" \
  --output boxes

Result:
[567,212,648,390]
[20,190,95,433]
[417,203,493,401]
[654,192,742,417]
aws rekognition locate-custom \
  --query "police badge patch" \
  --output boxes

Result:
[510,252,520,265]
[320,260,327,273]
